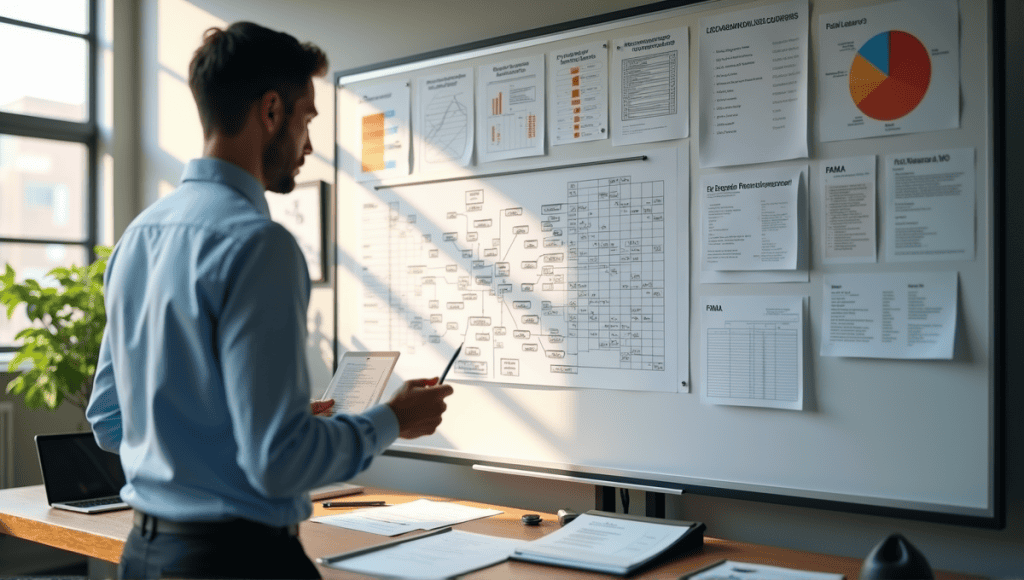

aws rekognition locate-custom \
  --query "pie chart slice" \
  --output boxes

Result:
[849,30,931,121]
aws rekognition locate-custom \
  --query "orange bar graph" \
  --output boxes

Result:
[361,113,386,172]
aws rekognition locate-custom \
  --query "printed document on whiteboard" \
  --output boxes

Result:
[885,148,975,262]
[415,68,474,173]
[699,0,809,167]
[822,155,877,264]
[611,26,689,146]
[700,165,808,284]
[821,272,957,359]
[341,81,411,182]
[818,0,959,142]
[701,295,805,410]
[477,55,545,162]
[549,42,608,145]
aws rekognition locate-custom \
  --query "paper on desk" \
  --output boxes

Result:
[512,512,690,575]
[312,499,502,536]
[324,529,523,580]
[685,559,843,580]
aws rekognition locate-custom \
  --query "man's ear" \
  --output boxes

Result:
[258,90,285,135]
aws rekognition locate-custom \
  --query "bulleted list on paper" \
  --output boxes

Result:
[821,272,957,359]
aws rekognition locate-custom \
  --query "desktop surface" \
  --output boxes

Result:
[0,485,985,579]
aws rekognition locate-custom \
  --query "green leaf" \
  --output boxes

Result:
[2,247,111,413]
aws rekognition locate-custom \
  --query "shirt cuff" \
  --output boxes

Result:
[363,403,400,455]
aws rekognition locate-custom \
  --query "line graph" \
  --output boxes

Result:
[423,94,469,164]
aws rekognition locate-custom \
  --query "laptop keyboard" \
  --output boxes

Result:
[65,496,123,508]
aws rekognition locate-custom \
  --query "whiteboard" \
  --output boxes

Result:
[333,0,1003,526]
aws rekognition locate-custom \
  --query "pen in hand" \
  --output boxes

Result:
[322,500,388,508]
[439,342,463,385]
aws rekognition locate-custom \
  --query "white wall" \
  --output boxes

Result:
[123,1,1023,577]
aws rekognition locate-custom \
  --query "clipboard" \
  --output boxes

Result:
[320,351,400,415]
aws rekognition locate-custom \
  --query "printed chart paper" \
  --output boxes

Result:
[343,81,410,182]
[313,499,502,537]
[821,272,957,359]
[701,295,804,410]
[325,530,522,580]
[822,155,877,264]
[415,68,474,173]
[885,148,975,262]
[700,165,807,284]
[611,27,689,146]
[549,42,608,146]
[699,0,809,167]
[818,0,959,142]
[477,55,545,162]
[358,149,685,392]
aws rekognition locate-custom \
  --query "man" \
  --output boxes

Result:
[86,22,453,579]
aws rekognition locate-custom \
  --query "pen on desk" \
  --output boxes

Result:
[322,500,387,508]
[439,342,463,384]
[316,526,453,565]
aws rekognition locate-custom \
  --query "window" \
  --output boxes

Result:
[0,2,98,352]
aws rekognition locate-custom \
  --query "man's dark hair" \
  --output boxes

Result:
[188,22,328,137]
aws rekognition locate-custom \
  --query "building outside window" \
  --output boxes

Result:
[0,1,98,352]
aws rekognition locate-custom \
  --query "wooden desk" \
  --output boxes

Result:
[0,485,980,579]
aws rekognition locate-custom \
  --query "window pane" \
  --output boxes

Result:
[0,135,88,241]
[0,1,89,34]
[0,243,89,347]
[0,24,89,122]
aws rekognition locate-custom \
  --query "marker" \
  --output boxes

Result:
[439,342,463,384]
[322,500,387,508]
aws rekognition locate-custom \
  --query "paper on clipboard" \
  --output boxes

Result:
[320,351,400,415]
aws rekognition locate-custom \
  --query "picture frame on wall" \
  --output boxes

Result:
[265,180,329,283]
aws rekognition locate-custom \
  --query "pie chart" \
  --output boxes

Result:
[849,30,931,121]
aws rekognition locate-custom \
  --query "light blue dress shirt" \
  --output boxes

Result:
[87,157,398,527]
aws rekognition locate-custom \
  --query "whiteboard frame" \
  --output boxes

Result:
[332,0,1007,528]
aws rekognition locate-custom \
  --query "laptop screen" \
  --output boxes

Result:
[36,433,126,503]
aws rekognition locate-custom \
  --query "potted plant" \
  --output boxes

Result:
[0,246,111,412]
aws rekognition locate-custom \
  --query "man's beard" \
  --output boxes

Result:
[262,119,296,193]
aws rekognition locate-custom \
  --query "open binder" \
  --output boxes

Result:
[511,510,705,575]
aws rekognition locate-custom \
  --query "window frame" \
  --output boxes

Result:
[0,2,99,353]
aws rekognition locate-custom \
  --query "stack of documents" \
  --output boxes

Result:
[312,498,502,536]
[511,511,705,575]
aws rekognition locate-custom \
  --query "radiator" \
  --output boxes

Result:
[0,402,12,488]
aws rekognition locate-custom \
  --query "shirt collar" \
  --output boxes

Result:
[180,157,270,217]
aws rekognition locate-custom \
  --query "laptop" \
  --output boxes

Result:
[35,432,130,514]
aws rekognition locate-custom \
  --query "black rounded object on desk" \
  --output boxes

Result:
[860,533,934,580]
[521,514,542,525]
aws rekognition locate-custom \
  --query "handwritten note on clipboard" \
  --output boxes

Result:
[320,351,400,415]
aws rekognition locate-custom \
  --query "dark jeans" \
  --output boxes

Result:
[119,517,320,579]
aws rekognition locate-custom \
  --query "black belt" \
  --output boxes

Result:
[134,511,299,538]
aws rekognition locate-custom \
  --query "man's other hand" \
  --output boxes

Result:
[311,399,334,417]
[387,377,454,439]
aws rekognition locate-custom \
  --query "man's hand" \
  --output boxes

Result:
[311,399,334,417]
[386,377,454,439]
